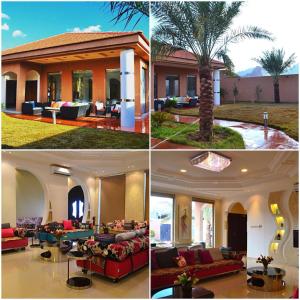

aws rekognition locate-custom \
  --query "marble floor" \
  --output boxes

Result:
[197,258,298,298]
[2,246,149,298]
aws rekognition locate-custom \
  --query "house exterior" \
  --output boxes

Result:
[151,50,224,106]
[2,31,149,119]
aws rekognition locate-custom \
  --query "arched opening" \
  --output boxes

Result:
[227,202,247,251]
[16,169,45,228]
[68,185,85,222]
[25,70,40,102]
[2,72,17,110]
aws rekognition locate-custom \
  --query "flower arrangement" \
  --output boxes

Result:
[174,271,199,287]
[256,254,273,270]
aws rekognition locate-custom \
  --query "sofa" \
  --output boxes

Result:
[76,231,149,282]
[151,246,243,290]
[2,225,28,251]
[22,101,43,115]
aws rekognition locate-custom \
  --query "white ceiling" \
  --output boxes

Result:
[3,151,149,177]
[151,151,298,198]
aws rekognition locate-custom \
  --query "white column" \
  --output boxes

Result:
[120,49,135,128]
[213,69,221,106]
[1,76,7,109]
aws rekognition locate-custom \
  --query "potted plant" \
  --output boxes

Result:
[256,254,273,272]
[174,271,199,298]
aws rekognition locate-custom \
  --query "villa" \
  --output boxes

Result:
[151,151,298,298]
[2,151,149,298]
[2,31,149,127]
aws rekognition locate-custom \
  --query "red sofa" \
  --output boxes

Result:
[2,227,28,251]
[77,234,149,282]
[151,247,243,290]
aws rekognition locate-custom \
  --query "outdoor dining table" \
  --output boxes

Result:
[44,107,60,124]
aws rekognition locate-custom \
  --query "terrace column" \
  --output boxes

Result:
[120,49,135,128]
[213,69,221,106]
[16,68,26,112]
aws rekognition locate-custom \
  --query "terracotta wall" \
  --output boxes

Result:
[153,65,200,99]
[221,74,299,103]
[100,175,125,224]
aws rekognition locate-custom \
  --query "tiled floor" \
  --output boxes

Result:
[2,246,149,298]
[6,113,149,134]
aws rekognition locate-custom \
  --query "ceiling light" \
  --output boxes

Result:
[190,152,231,172]
[50,165,71,176]
[241,168,248,173]
[180,169,187,173]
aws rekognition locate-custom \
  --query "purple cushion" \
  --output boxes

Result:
[179,250,195,265]
[199,249,214,264]
[151,250,159,269]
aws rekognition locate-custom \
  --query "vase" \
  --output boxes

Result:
[181,285,192,298]
[263,264,268,273]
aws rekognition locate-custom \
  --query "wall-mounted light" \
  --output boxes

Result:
[50,164,71,176]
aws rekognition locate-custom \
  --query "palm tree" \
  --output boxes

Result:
[254,48,296,103]
[110,2,149,29]
[152,1,273,142]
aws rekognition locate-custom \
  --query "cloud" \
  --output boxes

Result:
[1,13,10,20]
[12,30,26,38]
[70,25,101,33]
[2,23,9,30]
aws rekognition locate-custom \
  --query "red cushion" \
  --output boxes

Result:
[199,249,213,264]
[63,220,73,230]
[2,228,15,238]
[292,288,299,299]
[179,250,195,265]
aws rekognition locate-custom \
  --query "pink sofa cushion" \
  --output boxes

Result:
[63,220,73,230]
[179,250,196,265]
[199,249,213,264]
[2,228,15,238]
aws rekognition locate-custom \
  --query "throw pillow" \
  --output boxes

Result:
[199,249,214,264]
[208,248,224,261]
[115,231,136,242]
[95,102,104,110]
[151,250,159,270]
[1,223,10,229]
[2,228,15,238]
[179,250,196,265]
[156,248,178,268]
[173,255,187,267]
[63,220,73,230]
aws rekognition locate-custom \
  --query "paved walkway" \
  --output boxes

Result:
[152,115,298,149]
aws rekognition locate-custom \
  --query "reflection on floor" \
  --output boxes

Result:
[2,246,149,299]
[6,113,149,134]
[197,258,298,298]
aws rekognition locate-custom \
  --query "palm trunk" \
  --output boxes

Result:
[274,82,280,103]
[199,65,214,142]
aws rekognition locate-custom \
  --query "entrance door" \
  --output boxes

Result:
[6,80,17,109]
[25,80,37,101]
[106,69,120,100]
[110,79,120,99]
[227,213,247,251]
[140,68,146,113]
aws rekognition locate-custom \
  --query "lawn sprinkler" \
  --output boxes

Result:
[263,112,268,129]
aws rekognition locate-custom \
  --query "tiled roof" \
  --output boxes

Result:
[2,32,141,55]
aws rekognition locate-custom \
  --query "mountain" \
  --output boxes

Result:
[237,64,298,77]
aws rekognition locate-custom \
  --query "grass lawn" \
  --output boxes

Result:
[170,103,298,140]
[152,121,245,149]
[2,113,149,149]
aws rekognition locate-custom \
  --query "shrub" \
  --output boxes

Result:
[165,99,177,108]
[152,112,173,128]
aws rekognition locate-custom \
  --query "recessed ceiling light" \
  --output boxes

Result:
[241,168,248,173]
[180,169,187,173]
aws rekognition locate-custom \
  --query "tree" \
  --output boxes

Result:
[151,1,273,142]
[254,48,296,103]
[233,83,239,104]
[110,2,149,29]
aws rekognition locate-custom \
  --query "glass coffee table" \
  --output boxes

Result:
[247,266,285,292]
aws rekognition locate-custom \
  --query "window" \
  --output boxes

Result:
[106,69,120,100]
[187,75,197,96]
[166,75,179,97]
[48,73,61,101]
[72,70,93,101]
[192,200,214,247]
[150,194,174,243]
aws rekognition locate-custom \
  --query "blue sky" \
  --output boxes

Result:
[1,1,149,50]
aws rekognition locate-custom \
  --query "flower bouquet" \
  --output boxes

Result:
[174,271,199,298]
[256,254,273,271]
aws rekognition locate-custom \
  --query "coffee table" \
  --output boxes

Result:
[44,107,60,124]
[152,285,214,299]
[247,266,285,292]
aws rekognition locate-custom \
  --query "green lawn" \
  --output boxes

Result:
[152,121,245,149]
[2,113,149,149]
[170,103,298,140]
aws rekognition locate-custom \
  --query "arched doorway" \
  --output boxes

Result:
[68,185,85,222]
[227,202,247,251]
[2,72,17,110]
[25,70,40,102]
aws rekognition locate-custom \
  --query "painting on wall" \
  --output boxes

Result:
[178,204,190,241]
